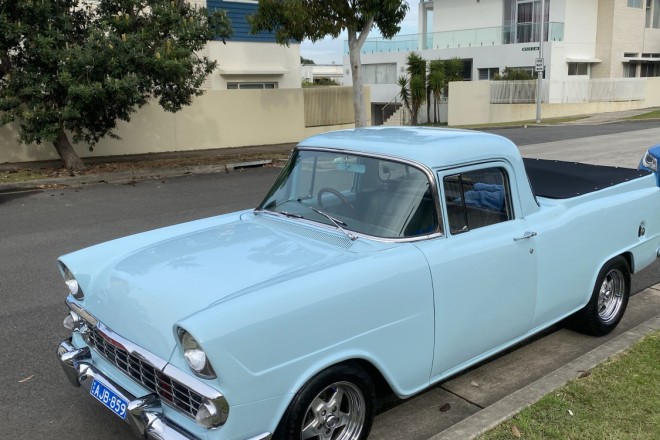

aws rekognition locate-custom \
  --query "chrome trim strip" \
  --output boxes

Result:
[245,434,272,440]
[64,299,229,419]
[57,338,200,440]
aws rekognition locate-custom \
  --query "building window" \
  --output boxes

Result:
[503,0,550,44]
[362,63,397,84]
[478,68,500,80]
[628,0,643,7]
[647,0,653,27]
[227,82,278,89]
[568,63,589,76]
[624,63,638,78]
[654,0,660,27]
[640,63,660,77]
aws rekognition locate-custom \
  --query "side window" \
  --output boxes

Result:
[443,167,513,235]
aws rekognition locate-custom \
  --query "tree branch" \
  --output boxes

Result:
[356,15,374,48]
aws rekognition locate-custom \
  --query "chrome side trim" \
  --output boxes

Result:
[57,338,199,440]
[245,434,272,440]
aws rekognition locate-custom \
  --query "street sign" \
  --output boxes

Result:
[522,46,540,52]
[535,58,544,72]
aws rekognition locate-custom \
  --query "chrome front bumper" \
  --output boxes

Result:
[57,338,199,440]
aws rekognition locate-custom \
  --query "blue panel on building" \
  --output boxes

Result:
[207,1,277,43]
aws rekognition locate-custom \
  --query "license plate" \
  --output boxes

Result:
[90,379,128,420]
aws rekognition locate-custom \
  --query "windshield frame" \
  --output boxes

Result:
[255,147,445,242]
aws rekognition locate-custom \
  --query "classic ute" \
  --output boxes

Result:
[57,127,660,440]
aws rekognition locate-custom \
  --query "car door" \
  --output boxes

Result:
[414,163,538,381]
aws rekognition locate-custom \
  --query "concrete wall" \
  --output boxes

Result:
[448,77,660,126]
[0,87,370,164]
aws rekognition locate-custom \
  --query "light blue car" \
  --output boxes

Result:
[57,127,660,440]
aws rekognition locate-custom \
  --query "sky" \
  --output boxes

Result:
[299,1,422,65]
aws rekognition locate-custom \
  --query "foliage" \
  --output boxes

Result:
[399,56,464,125]
[494,67,535,81]
[0,0,231,171]
[479,330,660,440]
[250,0,409,127]
[302,78,340,87]
[398,53,427,126]
[428,60,445,124]
[300,56,315,65]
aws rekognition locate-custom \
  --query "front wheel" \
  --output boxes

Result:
[274,364,375,440]
[573,256,630,336]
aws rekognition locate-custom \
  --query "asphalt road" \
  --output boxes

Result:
[1,122,659,439]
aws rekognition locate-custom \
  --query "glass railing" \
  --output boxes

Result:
[345,22,564,54]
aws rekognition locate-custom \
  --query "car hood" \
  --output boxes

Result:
[59,211,358,360]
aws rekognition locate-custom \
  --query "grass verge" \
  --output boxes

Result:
[478,329,660,440]
[627,110,660,121]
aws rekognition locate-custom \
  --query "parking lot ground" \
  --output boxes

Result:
[371,285,660,440]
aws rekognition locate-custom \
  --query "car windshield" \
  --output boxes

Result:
[257,149,440,239]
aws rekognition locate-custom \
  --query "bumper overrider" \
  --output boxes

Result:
[56,300,271,440]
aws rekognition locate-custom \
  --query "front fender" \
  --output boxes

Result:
[175,243,435,411]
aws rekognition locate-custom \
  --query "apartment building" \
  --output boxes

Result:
[203,0,301,90]
[345,0,660,113]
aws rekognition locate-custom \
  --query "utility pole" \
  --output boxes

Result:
[535,0,545,123]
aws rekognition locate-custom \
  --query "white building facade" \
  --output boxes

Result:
[204,0,301,90]
[345,0,660,123]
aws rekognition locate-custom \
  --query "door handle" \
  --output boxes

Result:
[513,231,537,241]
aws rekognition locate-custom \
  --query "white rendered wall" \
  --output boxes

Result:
[433,0,504,33]
[208,41,302,89]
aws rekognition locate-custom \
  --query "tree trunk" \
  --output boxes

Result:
[348,34,367,128]
[53,129,85,172]
[347,17,374,128]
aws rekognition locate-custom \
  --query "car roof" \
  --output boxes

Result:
[297,127,521,169]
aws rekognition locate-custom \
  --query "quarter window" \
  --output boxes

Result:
[443,168,513,235]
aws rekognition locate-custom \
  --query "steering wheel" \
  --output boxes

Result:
[317,188,355,212]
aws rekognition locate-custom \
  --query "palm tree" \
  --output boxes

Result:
[443,57,464,98]
[428,60,445,124]
[399,52,427,125]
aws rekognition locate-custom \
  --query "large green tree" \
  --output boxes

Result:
[0,0,231,171]
[249,0,408,128]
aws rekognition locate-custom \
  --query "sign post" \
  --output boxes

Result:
[536,0,545,123]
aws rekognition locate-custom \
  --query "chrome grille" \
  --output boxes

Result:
[86,325,204,419]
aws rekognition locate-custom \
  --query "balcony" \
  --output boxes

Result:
[345,22,564,55]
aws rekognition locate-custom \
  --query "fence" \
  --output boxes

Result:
[490,78,646,104]
[304,87,355,127]
[0,86,367,164]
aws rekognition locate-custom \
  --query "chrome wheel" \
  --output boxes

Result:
[300,381,365,440]
[597,268,626,325]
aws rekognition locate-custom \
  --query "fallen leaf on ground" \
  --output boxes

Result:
[439,403,451,412]
[511,425,521,438]
[18,375,34,383]
[471,381,480,387]
[578,370,591,378]
[568,409,574,416]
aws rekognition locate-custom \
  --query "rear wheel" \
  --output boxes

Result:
[274,364,375,440]
[573,256,630,336]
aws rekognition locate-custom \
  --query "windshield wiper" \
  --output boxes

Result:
[309,207,357,241]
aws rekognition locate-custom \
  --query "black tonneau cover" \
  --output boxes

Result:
[523,158,651,199]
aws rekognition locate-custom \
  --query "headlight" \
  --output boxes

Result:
[643,151,658,172]
[177,328,216,379]
[195,397,228,428]
[62,265,84,300]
